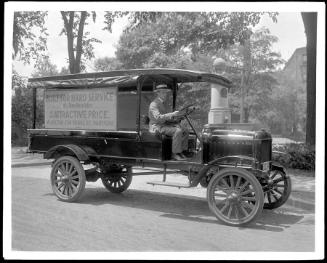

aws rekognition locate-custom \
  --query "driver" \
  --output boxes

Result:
[148,84,189,161]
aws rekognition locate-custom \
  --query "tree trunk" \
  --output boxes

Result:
[240,40,252,123]
[61,11,76,74]
[74,11,87,73]
[301,12,317,147]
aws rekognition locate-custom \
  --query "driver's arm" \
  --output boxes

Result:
[149,101,179,124]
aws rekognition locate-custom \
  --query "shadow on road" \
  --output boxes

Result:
[50,187,306,232]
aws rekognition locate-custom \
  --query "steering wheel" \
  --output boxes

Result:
[170,103,197,122]
[178,103,197,113]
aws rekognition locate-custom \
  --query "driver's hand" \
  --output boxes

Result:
[171,111,181,117]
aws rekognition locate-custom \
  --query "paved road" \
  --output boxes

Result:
[11,166,315,252]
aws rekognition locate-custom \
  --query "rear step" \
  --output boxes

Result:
[147,181,191,188]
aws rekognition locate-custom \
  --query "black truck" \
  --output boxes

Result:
[27,68,291,226]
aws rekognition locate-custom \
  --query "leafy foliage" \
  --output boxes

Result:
[216,27,284,125]
[12,59,60,145]
[116,22,162,68]
[13,11,48,64]
[12,70,33,145]
[93,57,123,71]
[114,13,280,130]
[116,12,278,68]
[103,11,128,32]
[31,56,59,78]
[272,143,315,170]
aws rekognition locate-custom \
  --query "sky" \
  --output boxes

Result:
[12,11,306,77]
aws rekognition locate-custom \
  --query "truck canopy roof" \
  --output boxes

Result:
[27,68,231,89]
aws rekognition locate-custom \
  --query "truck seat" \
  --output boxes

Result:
[141,115,172,141]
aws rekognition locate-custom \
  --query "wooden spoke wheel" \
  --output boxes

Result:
[263,169,292,209]
[50,156,86,202]
[207,168,264,226]
[101,165,132,193]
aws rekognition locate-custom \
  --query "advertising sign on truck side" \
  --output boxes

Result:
[44,87,117,130]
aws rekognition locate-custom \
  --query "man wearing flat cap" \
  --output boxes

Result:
[148,84,189,161]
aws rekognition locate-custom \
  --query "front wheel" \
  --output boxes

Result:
[207,168,264,226]
[50,156,86,202]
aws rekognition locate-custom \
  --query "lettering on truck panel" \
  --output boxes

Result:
[44,88,117,130]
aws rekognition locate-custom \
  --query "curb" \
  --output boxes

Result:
[11,161,52,168]
[285,197,315,212]
[285,190,315,212]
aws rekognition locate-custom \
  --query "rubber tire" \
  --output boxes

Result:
[101,166,132,193]
[50,156,86,202]
[207,168,264,226]
[264,169,292,209]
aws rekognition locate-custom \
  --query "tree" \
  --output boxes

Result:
[116,12,278,68]
[60,11,126,74]
[11,70,32,145]
[31,56,59,78]
[12,58,62,145]
[58,66,71,75]
[13,11,48,64]
[217,27,284,124]
[301,12,316,147]
[93,57,123,71]
[114,13,279,128]
[60,11,99,73]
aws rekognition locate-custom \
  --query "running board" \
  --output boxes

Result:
[147,181,192,188]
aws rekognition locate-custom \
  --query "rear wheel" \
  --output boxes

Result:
[207,168,264,226]
[50,156,86,202]
[101,165,132,193]
[263,169,292,209]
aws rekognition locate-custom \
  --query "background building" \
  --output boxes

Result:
[278,47,307,140]
[283,47,307,88]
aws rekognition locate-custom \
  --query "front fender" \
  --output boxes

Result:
[271,162,289,178]
[190,155,260,187]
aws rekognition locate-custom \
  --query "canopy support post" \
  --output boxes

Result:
[136,76,145,138]
[172,79,177,111]
[32,88,36,129]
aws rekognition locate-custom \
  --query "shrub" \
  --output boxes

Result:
[12,70,45,146]
[272,143,315,170]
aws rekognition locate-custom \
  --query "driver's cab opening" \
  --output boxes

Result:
[116,77,199,161]
[117,77,178,132]
[140,79,199,160]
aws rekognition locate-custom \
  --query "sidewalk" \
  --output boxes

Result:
[11,147,315,212]
[11,147,52,167]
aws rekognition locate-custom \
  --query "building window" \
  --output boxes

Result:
[303,54,307,63]
[300,64,307,82]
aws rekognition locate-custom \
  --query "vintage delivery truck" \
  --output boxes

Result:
[27,68,291,226]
